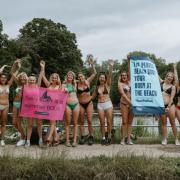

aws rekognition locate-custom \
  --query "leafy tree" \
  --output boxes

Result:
[18,18,83,78]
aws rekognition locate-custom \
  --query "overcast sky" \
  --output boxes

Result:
[1,0,180,63]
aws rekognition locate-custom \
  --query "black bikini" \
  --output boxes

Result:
[161,83,174,108]
[77,84,92,110]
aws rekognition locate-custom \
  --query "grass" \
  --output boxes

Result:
[0,154,180,180]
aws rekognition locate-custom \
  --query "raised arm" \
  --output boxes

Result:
[37,60,47,87]
[107,59,114,86]
[8,59,21,86]
[87,58,97,84]
[0,65,11,74]
[173,63,179,89]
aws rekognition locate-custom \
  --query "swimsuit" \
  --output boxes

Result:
[13,87,23,109]
[66,84,79,110]
[77,84,92,110]
[0,86,9,111]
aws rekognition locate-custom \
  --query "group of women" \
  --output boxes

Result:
[0,56,180,147]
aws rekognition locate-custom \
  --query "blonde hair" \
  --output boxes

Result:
[49,73,61,86]
[64,71,76,87]
[165,72,175,85]
[17,72,28,85]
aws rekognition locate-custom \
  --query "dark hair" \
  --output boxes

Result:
[0,73,8,85]
[119,71,129,83]
[97,72,107,86]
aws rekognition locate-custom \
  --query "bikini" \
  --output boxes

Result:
[13,87,22,109]
[176,90,180,110]
[66,84,78,110]
[77,84,92,110]
[161,83,174,108]
[120,84,131,107]
[0,86,10,111]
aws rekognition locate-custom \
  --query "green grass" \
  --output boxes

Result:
[0,155,180,180]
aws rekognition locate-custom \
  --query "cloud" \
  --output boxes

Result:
[1,0,180,63]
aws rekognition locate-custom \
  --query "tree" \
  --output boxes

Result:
[18,18,83,78]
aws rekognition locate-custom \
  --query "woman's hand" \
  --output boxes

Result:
[40,60,45,69]
[108,59,114,67]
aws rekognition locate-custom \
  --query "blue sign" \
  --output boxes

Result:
[130,56,165,115]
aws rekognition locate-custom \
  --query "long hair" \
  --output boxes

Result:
[64,71,76,88]
[165,72,175,85]
[49,73,61,86]
[0,73,8,85]
[96,72,107,86]
[119,71,129,83]
[17,72,28,85]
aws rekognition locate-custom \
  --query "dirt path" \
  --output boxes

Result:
[1,144,180,159]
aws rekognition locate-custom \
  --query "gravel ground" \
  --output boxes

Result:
[1,144,180,159]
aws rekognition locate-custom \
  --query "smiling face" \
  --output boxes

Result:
[50,73,60,85]
[99,74,106,85]
[121,72,128,83]
[19,73,28,84]
[67,72,74,82]
[28,75,36,85]
[166,72,174,84]
[0,74,8,85]
[78,73,85,82]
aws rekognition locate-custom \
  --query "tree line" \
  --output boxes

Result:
[0,18,180,105]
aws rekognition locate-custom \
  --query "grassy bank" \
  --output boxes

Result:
[0,155,180,180]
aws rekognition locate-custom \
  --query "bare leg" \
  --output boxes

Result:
[98,109,105,138]
[79,105,85,136]
[0,108,8,140]
[72,105,80,144]
[86,102,94,136]
[65,106,72,145]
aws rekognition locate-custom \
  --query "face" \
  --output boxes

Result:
[121,73,128,82]
[67,73,74,82]
[0,75,7,85]
[28,76,36,85]
[99,74,106,84]
[51,74,59,84]
[19,74,27,84]
[78,73,85,82]
[166,73,174,83]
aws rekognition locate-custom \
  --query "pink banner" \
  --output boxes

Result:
[20,85,68,120]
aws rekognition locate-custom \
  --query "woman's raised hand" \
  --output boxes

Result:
[40,60,45,69]
[108,59,114,67]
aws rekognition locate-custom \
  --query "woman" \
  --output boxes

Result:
[118,71,134,145]
[92,59,114,145]
[173,63,180,132]
[25,65,44,147]
[13,71,28,146]
[0,60,19,146]
[64,71,79,147]
[77,54,96,145]
[41,61,62,147]
[160,71,179,145]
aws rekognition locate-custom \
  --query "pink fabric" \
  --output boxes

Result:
[20,85,68,120]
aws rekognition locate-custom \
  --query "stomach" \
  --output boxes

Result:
[67,93,79,104]
[78,93,92,104]
[0,95,9,105]
[162,93,171,105]
[98,94,111,103]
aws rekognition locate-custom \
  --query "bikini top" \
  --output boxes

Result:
[161,83,172,95]
[77,84,90,94]
[96,85,109,95]
[66,83,75,94]
[0,86,9,94]
[123,84,131,93]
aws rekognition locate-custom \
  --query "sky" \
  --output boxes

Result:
[1,0,180,63]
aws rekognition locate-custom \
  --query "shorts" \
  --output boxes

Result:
[97,101,113,110]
